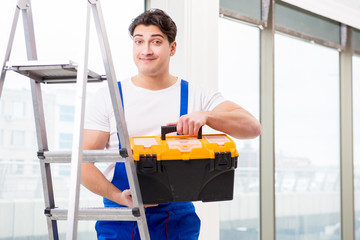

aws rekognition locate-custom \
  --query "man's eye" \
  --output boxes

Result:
[153,40,161,45]
[134,40,142,44]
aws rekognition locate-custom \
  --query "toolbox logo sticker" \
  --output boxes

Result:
[133,138,158,148]
[204,135,230,146]
[167,139,202,152]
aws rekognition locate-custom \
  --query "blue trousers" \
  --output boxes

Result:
[95,203,200,240]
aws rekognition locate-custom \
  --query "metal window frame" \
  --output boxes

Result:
[259,1,275,239]
[340,24,355,240]
[219,8,266,27]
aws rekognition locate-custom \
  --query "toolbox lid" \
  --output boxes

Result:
[130,134,239,161]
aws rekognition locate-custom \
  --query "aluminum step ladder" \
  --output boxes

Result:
[0,0,150,239]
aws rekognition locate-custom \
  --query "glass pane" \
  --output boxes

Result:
[0,130,3,145]
[59,105,75,122]
[353,55,360,240]
[0,101,3,115]
[218,17,260,240]
[220,0,261,20]
[59,133,73,149]
[11,130,25,146]
[353,29,360,52]
[275,2,340,44]
[12,101,25,119]
[0,0,144,239]
[275,34,340,240]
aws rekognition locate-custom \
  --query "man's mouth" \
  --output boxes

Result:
[140,56,156,62]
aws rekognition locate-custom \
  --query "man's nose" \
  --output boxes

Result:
[141,43,153,55]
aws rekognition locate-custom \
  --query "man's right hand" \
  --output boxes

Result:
[120,189,158,208]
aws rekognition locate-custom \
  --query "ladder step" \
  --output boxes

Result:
[38,150,125,163]
[5,60,106,84]
[45,207,140,221]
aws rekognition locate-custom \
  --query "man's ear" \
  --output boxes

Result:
[170,41,177,56]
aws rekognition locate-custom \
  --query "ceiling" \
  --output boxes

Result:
[281,0,360,29]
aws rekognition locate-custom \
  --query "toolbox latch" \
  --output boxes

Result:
[212,152,233,171]
[139,154,159,173]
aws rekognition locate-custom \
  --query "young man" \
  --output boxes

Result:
[82,9,261,240]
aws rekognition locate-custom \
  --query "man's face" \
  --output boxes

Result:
[132,24,176,77]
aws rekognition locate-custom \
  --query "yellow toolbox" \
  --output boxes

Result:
[130,126,239,204]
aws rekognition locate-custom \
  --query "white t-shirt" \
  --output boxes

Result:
[84,77,225,180]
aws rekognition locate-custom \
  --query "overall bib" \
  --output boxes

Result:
[95,80,201,240]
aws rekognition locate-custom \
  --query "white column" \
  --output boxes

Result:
[148,0,219,90]
[148,1,220,239]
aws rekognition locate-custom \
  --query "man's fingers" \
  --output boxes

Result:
[188,120,195,135]
[122,189,134,208]
[182,119,189,135]
[144,204,159,208]
[177,120,183,135]
[194,122,203,137]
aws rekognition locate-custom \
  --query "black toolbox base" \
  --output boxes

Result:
[135,156,237,204]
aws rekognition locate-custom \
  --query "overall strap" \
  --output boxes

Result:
[117,81,124,149]
[180,79,188,116]
[117,81,124,109]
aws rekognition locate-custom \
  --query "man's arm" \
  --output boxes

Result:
[81,129,134,207]
[175,101,261,139]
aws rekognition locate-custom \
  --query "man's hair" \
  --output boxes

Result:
[129,9,177,43]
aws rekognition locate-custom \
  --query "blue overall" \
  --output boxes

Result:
[95,80,201,240]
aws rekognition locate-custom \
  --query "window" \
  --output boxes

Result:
[218,17,260,240]
[275,2,340,44]
[353,29,360,52]
[0,129,3,145]
[59,105,75,122]
[9,159,24,175]
[220,0,261,20]
[12,101,25,119]
[275,33,340,240]
[59,133,73,149]
[11,130,25,146]
[0,101,4,115]
[32,159,40,175]
[58,165,71,176]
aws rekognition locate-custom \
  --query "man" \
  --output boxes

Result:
[82,8,261,240]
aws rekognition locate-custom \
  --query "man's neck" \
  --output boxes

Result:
[132,73,177,90]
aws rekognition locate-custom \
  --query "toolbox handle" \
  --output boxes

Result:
[161,126,202,140]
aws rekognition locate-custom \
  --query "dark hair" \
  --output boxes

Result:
[129,9,177,43]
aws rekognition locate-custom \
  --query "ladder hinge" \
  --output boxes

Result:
[132,207,140,217]
[37,150,45,160]
[119,148,128,158]
[17,0,30,10]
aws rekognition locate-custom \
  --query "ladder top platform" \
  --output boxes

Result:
[5,60,106,84]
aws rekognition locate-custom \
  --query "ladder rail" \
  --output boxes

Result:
[65,2,92,239]
[20,0,59,239]
[90,1,150,239]
[0,4,20,98]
